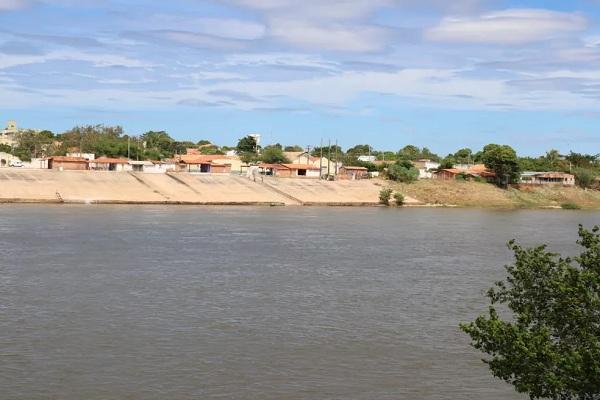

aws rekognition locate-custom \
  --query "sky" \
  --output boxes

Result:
[0,0,600,155]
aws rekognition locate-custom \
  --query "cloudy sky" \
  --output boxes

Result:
[1,0,599,154]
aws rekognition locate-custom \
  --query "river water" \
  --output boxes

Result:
[1,206,599,400]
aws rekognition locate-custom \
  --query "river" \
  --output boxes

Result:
[1,205,599,399]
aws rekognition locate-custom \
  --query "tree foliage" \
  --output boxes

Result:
[236,136,258,153]
[480,144,520,187]
[387,160,419,182]
[261,145,289,164]
[461,226,600,399]
[284,145,304,152]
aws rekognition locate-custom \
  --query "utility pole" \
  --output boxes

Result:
[327,139,331,178]
[319,138,323,179]
[335,139,339,176]
[127,136,130,160]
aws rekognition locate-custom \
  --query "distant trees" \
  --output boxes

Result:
[461,225,600,399]
[261,145,289,164]
[480,144,520,187]
[284,145,304,152]
[236,136,259,164]
[236,136,258,154]
[397,145,440,162]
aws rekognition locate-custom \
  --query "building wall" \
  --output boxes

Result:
[50,160,88,170]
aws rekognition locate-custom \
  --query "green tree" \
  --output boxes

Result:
[261,145,289,164]
[284,145,304,152]
[142,130,174,159]
[397,145,421,160]
[236,136,258,154]
[461,225,600,399]
[453,148,473,164]
[347,144,372,155]
[311,145,343,157]
[480,144,520,187]
[387,160,419,183]
[393,192,405,206]
[379,188,393,205]
[574,168,596,189]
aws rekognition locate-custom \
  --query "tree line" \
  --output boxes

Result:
[3,126,598,188]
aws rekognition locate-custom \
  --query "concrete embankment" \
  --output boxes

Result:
[0,169,402,206]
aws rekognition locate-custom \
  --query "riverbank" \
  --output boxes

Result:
[0,169,394,206]
[1,169,599,209]
[391,179,600,209]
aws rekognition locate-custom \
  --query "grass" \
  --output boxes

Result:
[386,179,600,209]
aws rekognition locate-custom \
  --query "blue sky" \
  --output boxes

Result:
[1,0,599,155]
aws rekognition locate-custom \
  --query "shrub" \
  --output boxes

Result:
[561,202,581,210]
[393,192,405,206]
[574,168,596,189]
[387,162,419,183]
[379,188,393,205]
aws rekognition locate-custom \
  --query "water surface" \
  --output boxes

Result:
[1,206,599,399]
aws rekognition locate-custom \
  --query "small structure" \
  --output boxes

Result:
[412,159,440,179]
[358,155,376,162]
[520,172,575,186]
[129,160,154,172]
[282,163,321,178]
[47,156,89,170]
[90,157,130,171]
[435,164,495,182]
[176,155,232,173]
[339,166,369,180]
[257,163,289,177]
[283,151,340,177]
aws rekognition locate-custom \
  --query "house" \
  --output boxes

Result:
[0,120,19,146]
[129,160,154,172]
[411,159,440,179]
[256,163,320,178]
[47,156,89,170]
[146,160,177,173]
[435,164,495,182]
[282,163,321,177]
[339,166,369,180]
[176,155,232,173]
[284,151,340,177]
[90,157,130,171]
[520,172,575,186]
[176,154,240,173]
[257,163,290,177]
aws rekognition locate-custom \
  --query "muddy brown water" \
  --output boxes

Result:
[1,205,599,399]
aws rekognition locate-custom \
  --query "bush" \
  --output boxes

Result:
[387,162,419,183]
[561,202,581,210]
[379,188,393,205]
[574,168,596,189]
[393,192,405,206]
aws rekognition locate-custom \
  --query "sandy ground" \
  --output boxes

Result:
[393,179,600,209]
[0,169,391,206]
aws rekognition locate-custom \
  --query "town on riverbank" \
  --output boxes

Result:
[1,120,599,208]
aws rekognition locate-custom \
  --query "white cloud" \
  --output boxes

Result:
[426,9,587,44]
[0,0,28,10]
[268,19,390,52]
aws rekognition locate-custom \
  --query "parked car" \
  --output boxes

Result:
[9,160,23,167]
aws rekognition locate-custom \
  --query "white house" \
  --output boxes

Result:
[412,159,441,179]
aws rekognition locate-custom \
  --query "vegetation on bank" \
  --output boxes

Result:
[391,179,600,209]
[461,225,600,399]
[3,125,598,191]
